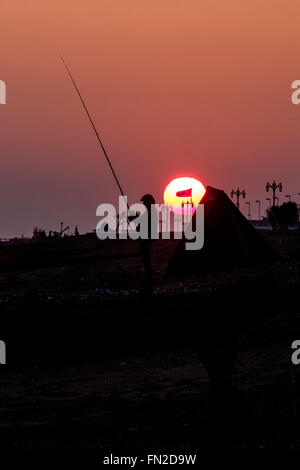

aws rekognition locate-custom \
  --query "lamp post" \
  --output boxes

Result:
[266,180,282,206]
[245,201,251,219]
[231,187,246,209]
[256,200,261,220]
[285,194,291,202]
[266,197,271,207]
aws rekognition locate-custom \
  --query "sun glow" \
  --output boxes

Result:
[163,177,206,211]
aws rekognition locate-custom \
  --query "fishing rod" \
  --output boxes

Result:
[59,55,129,211]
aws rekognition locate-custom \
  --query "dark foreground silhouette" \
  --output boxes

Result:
[0,230,299,454]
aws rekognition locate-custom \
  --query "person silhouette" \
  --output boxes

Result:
[139,194,157,298]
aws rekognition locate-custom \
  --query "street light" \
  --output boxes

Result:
[256,200,261,220]
[231,187,246,209]
[245,201,251,219]
[266,180,282,206]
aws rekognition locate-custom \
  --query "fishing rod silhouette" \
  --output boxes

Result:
[60,55,130,216]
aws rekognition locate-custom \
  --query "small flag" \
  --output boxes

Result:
[176,188,192,197]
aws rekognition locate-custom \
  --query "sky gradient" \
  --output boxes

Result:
[1,0,300,237]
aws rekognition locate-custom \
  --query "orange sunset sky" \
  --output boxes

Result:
[1,0,300,237]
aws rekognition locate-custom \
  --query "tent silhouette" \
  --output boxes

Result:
[165,186,277,278]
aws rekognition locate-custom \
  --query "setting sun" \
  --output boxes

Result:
[163,177,206,210]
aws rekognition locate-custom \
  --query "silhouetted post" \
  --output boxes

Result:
[256,200,261,220]
[245,201,251,219]
[266,180,282,206]
[231,188,246,209]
